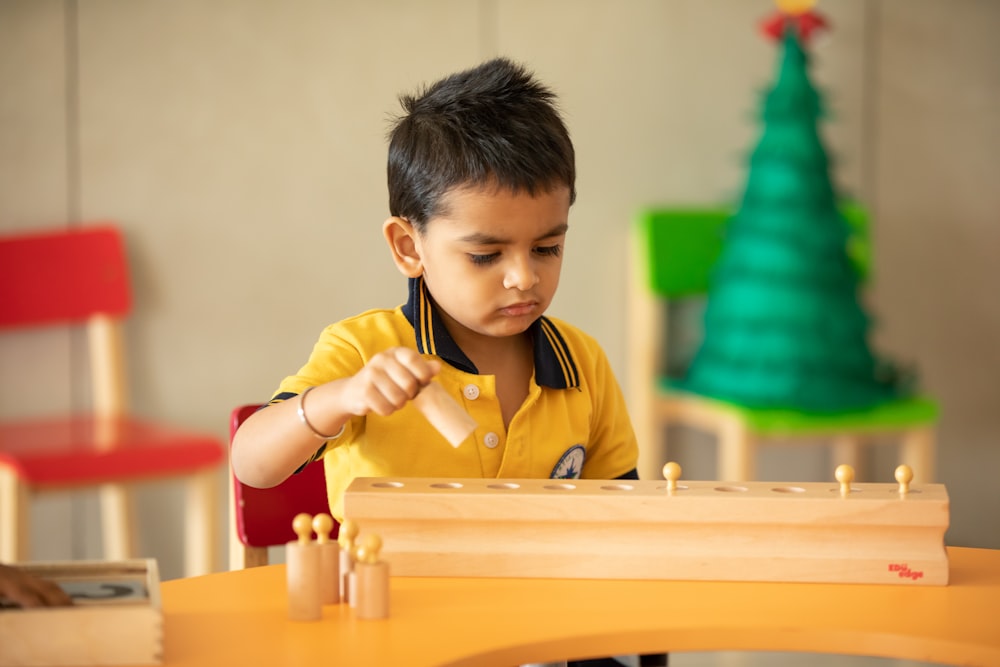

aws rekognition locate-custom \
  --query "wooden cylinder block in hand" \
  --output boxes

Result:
[413,381,477,447]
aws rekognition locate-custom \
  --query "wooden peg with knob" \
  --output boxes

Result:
[312,513,341,604]
[354,533,390,620]
[835,464,855,497]
[662,461,682,494]
[895,464,914,496]
[286,513,321,621]
[338,519,359,603]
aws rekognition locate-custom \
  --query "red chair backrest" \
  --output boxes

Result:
[229,404,337,547]
[0,224,131,329]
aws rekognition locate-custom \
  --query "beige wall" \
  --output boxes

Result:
[2,0,997,580]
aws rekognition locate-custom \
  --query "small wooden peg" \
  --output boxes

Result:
[835,464,855,497]
[313,513,341,604]
[354,533,389,620]
[338,519,359,603]
[895,464,914,495]
[662,461,682,494]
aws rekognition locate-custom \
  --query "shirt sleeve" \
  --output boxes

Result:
[580,341,641,480]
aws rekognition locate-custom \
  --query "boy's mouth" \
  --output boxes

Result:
[499,301,538,317]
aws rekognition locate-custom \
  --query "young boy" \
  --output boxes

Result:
[231,57,639,523]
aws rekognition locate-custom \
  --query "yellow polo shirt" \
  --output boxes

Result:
[271,277,638,520]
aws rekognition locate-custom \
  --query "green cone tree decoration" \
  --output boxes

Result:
[680,29,909,412]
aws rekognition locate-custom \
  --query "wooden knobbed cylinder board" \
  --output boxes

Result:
[343,476,950,586]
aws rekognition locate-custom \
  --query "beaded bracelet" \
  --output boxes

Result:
[297,385,343,440]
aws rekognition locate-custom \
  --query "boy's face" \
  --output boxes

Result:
[411,184,570,345]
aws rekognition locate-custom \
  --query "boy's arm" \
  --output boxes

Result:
[231,347,440,489]
[230,378,355,489]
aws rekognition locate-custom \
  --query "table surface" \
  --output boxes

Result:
[154,546,1000,667]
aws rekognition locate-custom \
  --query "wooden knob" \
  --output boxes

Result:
[662,461,682,493]
[835,464,855,496]
[292,513,314,545]
[357,534,383,564]
[895,464,913,495]
[338,519,359,549]
[313,513,335,544]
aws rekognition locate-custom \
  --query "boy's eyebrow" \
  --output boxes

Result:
[458,223,569,245]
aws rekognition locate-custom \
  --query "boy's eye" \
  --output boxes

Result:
[534,244,562,258]
[469,252,500,266]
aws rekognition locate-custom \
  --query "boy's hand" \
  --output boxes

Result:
[345,347,441,417]
[0,564,73,608]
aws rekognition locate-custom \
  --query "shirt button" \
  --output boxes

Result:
[483,432,500,449]
[463,384,480,400]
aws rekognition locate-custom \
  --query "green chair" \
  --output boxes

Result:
[627,206,939,483]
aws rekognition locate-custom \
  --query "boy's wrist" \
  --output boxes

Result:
[298,385,345,440]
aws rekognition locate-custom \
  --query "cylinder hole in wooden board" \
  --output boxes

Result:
[372,481,405,488]
[487,483,521,490]
[431,482,464,489]
[714,485,749,493]
[600,484,635,491]
[828,487,863,494]
[655,484,690,492]
[771,486,806,493]
[544,483,577,490]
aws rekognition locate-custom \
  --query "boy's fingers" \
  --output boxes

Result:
[358,348,444,417]
[388,348,440,384]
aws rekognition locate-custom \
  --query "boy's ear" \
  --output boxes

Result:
[383,216,423,278]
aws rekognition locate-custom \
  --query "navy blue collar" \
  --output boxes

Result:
[401,277,579,389]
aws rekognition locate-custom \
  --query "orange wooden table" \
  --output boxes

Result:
[153,546,999,666]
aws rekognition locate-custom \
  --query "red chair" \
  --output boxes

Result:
[228,404,335,569]
[0,224,225,575]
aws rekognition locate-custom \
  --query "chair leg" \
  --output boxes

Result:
[184,469,219,577]
[243,546,270,569]
[0,467,29,562]
[228,462,243,571]
[230,542,248,571]
[901,427,935,483]
[99,482,135,561]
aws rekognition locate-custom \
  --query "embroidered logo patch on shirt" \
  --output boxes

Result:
[551,444,585,479]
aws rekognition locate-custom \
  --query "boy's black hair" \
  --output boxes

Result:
[387,57,576,232]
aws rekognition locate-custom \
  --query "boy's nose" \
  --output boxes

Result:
[502,256,539,291]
